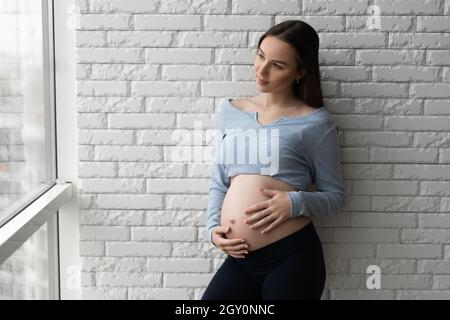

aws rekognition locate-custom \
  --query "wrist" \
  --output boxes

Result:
[287,191,302,218]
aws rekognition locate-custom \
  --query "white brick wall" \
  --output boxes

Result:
[75,0,450,300]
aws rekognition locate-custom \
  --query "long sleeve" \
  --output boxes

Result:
[205,130,230,246]
[287,124,345,218]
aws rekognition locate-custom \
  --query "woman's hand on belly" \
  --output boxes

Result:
[243,187,293,235]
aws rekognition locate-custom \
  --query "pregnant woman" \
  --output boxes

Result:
[201,20,345,300]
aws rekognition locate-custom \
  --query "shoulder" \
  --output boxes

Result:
[229,97,257,112]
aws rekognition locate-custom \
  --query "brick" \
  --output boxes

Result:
[80,226,130,241]
[385,116,450,131]
[128,288,190,300]
[330,289,395,300]
[341,83,408,98]
[380,275,432,289]
[371,147,438,163]
[81,257,146,272]
[347,16,413,32]
[321,66,370,81]
[232,0,300,14]
[80,241,105,256]
[352,180,418,195]
[394,165,450,179]
[427,50,450,65]
[397,290,450,299]
[345,131,411,147]
[417,16,450,32]
[77,97,144,112]
[78,162,117,177]
[371,196,440,212]
[80,178,145,193]
[78,129,134,145]
[97,194,163,209]
[81,288,127,299]
[323,243,376,258]
[421,181,450,196]
[108,31,173,47]
[375,0,441,15]
[132,226,196,241]
[80,209,144,225]
[417,259,450,274]
[165,273,213,287]
[92,64,158,80]
[351,212,417,228]
[373,66,440,82]
[107,242,171,256]
[77,48,144,63]
[108,113,175,129]
[76,31,107,46]
[89,0,157,13]
[79,14,132,30]
[350,258,415,274]
[96,272,161,286]
[378,244,442,258]
[131,81,198,97]
[390,33,450,49]
[159,0,227,14]
[402,228,450,243]
[419,214,450,228]
[205,15,271,31]
[77,80,129,96]
[334,228,400,243]
[134,14,201,30]
[95,146,162,161]
[356,49,424,65]
[146,178,209,193]
[320,32,386,48]
[303,0,369,15]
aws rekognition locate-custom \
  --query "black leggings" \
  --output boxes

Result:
[201,221,326,300]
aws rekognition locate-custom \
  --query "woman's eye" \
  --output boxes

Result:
[257,54,282,69]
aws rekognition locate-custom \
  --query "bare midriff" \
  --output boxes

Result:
[220,174,312,252]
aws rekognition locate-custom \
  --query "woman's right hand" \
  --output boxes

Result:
[212,226,249,259]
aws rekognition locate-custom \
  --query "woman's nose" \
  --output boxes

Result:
[258,64,269,75]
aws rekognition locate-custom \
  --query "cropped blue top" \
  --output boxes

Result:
[205,98,345,244]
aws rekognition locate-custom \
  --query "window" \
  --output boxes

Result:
[0,0,72,300]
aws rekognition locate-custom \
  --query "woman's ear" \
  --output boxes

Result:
[297,68,306,80]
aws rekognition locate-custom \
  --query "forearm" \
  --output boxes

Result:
[287,190,345,218]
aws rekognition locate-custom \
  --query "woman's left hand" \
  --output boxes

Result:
[243,188,292,234]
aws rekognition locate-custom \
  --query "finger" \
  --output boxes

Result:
[221,238,246,246]
[244,200,270,214]
[245,208,271,224]
[250,213,276,229]
[228,249,248,256]
[214,226,229,234]
[260,188,278,196]
[223,243,248,251]
[228,248,248,254]
[261,218,282,234]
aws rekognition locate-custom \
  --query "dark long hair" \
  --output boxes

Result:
[256,20,324,108]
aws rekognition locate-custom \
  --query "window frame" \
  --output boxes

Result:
[0,0,78,300]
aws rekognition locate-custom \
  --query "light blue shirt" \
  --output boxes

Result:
[206,98,346,245]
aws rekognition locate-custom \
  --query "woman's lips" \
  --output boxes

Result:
[257,78,269,85]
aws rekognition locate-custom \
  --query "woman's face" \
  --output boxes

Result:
[253,36,304,93]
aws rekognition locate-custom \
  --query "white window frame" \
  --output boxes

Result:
[0,0,80,300]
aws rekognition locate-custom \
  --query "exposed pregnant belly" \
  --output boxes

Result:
[220,174,312,252]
